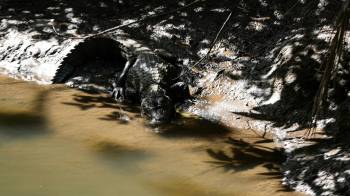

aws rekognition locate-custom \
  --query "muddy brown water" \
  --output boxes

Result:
[0,75,303,196]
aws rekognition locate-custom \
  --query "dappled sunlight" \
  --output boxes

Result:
[284,138,350,195]
[226,30,338,130]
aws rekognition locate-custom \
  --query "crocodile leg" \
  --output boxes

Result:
[170,81,191,102]
[111,58,135,102]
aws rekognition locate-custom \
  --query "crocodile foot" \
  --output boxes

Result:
[111,87,125,103]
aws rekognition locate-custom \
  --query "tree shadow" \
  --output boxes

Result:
[205,136,294,192]
[206,137,284,172]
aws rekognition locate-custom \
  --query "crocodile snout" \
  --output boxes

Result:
[141,90,174,124]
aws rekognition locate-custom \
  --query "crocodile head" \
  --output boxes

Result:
[141,84,174,124]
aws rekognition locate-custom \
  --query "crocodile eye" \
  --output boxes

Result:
[156,96,171,107]
[157,97,165,105]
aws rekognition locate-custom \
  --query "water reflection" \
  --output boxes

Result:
[156,118,232,138]
[62,92,141,124]
[0,82,52,138]
[90,140,150,168]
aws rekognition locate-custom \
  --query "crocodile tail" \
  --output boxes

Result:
[52,36,129,83]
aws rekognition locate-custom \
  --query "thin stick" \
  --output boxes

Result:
[173,11,232,80]
[80,0,203,39]
[192,11,232,68]
[52,24,62,36]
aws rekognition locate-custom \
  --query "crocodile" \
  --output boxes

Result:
[111,51,190,124]
[0,30,190,124]
[49,34,191,124]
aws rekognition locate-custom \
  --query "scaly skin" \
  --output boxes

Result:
[52,36,128,84]
[113,52,189,124]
